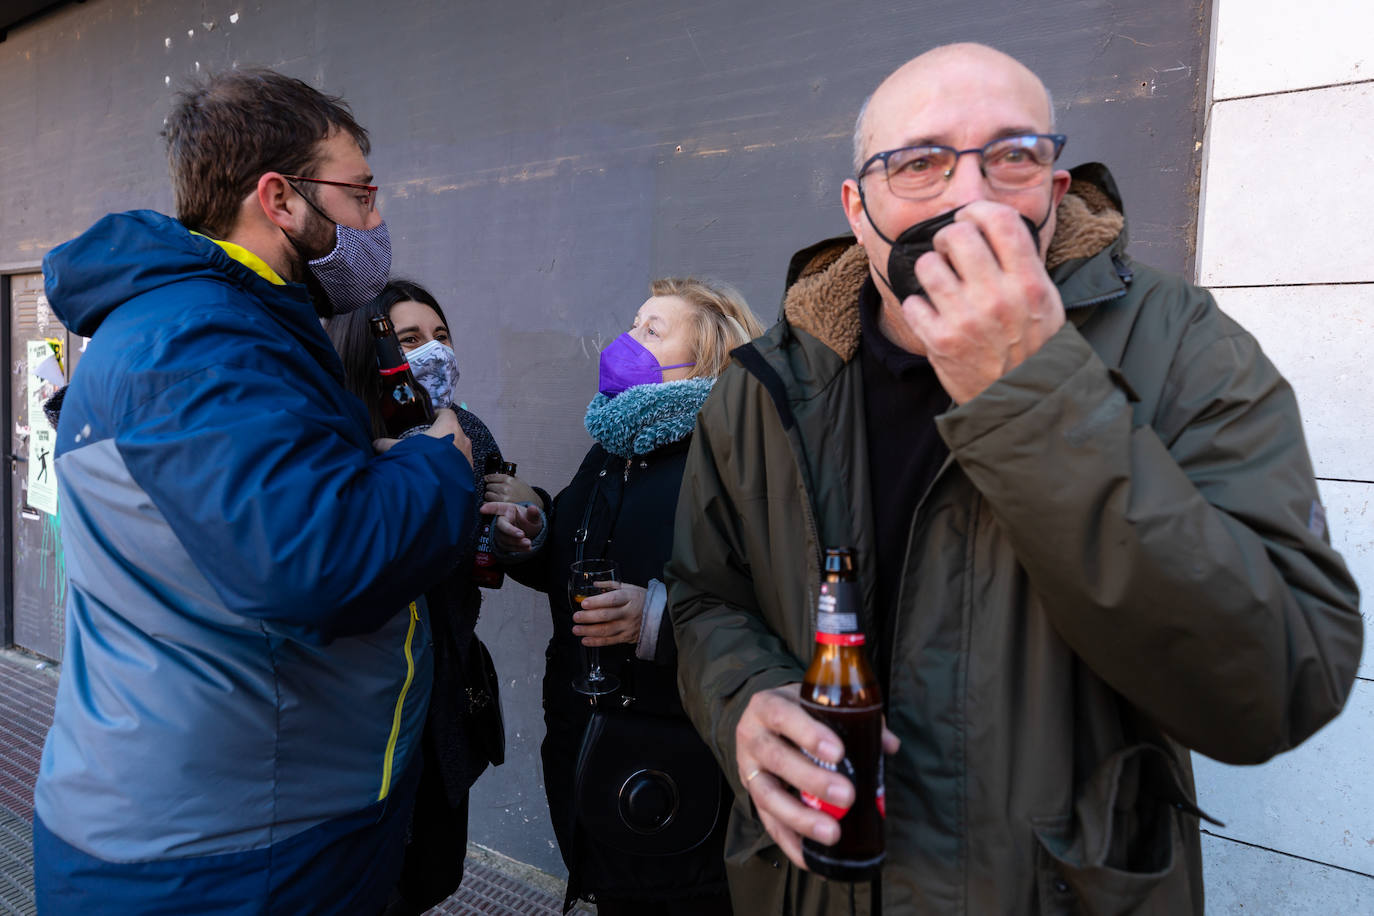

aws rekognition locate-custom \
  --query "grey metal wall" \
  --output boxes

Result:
[0,0,1208,875]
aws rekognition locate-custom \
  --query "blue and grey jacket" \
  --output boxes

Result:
[32,211,474,908]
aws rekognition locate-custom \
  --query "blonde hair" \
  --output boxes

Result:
[650,277,764,379]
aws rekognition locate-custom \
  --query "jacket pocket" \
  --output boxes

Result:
[1031,743,1213,915]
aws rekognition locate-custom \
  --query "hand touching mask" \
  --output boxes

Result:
[871,205,1045,302]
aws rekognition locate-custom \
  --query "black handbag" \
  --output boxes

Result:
[430,629,504,797]
[572,698,723,857]
[568,456,723,857]
[462,635,505,768]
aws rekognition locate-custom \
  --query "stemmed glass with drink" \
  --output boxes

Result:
[569,559,621,696]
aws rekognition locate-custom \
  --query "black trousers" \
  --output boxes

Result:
[383,750,470,916]
[594,888,735,916]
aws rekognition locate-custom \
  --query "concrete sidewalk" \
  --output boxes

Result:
[0,649,585,916]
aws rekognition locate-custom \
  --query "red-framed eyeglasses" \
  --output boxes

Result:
[280,175,378,211]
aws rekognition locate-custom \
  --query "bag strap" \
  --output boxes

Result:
[573,452,642,707]
[574,453,611,563]
[731,341,795,431]
[574,475,595,564]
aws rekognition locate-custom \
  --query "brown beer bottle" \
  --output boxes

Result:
[471,456,511,588]
[370,314,435,439]
[800,546,885,881]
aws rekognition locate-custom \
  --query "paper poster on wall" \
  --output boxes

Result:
[26,338,61,516]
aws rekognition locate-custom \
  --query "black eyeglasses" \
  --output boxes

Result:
[281,175,378,211]
[857,133,1066,200]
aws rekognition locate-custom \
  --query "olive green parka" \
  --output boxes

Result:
[665,164,1362,915]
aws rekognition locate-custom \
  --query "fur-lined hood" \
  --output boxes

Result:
[781,162,1129,361]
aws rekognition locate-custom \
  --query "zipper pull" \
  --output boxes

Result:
[624,457,632,483]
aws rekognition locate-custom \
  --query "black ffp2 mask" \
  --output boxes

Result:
[866,203,1048,302]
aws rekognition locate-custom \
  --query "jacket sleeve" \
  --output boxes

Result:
[937,292,1362,765]
[635,579,687,666]
[499,479,576,597]
[667,380,809,796]
[499,508,553,594]
[503,446,616,595]
[115,359,476,644]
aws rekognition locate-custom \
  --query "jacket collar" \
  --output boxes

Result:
[191,232,287,285]
[781,162,1129,363]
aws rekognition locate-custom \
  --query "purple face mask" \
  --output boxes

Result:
[598,333,695,398]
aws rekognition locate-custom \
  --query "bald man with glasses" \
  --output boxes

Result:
[666,42,1361,915]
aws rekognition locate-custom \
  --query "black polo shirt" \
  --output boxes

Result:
[857,279,950,690]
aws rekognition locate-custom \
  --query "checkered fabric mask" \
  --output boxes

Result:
[307,221,391,314]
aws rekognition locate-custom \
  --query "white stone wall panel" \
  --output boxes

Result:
[1212,0,1374,100]
[1202,833,1373,913]
[1210,285,1374,482]
[1197,0,1373,908]
[1319,480,1374,680]
[1197,83,1374,287]
[1192,679,1374,874]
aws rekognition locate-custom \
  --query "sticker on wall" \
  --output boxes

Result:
[43,336,65,379]
[26,339,60,516]
[34,293,54,333]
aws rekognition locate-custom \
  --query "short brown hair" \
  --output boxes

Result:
[164,69,370,238]
[650,278,764,379]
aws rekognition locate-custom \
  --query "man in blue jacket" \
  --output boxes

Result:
[33,69,476,914]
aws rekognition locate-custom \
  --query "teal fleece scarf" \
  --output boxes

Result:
[583,377,715,458]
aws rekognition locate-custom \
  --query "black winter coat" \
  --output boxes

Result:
[423,407,503,797]
[391,408,504,914]
[510,437,731,905]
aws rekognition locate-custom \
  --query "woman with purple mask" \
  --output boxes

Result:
[484,278,763,915]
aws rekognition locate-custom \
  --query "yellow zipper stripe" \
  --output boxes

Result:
[378,601,419,800]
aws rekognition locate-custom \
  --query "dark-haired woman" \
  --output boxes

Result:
[329,279,539,915]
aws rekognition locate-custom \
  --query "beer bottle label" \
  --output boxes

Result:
[799,704,887,822]
[799,747,854,820]
[815,580,864,646]
[473,520,498,568]
[876,753,886,818]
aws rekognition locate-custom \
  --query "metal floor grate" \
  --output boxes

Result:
[0,807,35,916]
[0,653,53,916]
[435,859,591,915]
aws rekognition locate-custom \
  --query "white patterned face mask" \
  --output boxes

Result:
[406,338,460,410]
